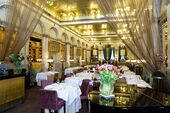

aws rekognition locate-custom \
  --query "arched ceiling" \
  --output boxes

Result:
[40,0,138,42]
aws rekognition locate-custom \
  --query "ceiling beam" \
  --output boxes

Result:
[60,17,136,26]
[82,34,118,38]
[60,19,108,26]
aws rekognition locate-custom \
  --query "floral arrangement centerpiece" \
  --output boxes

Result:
[9,53,24,74]
[96,64,123,96]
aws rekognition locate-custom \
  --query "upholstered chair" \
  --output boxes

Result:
[65,73,74,78]
[80,79,91,110]
[40,89,65,113]
[41,80,53,89]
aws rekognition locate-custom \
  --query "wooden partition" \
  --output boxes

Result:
[0,75,25,112]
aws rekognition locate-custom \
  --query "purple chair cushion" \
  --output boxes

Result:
[40,89,65,110]
[80,95,88,100]
[80,79,90,100]
[57,98,65,109]
[41,80,53,89]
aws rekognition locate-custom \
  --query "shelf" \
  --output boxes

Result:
[29,37,42,62]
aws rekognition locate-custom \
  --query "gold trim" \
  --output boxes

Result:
[31,34,43,39]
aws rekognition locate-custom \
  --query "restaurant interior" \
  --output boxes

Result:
[0,0,170,113]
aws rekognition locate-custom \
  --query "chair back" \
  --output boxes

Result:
[41,80,53,89]
[40,89,58,110]
[65,73,74,78]
[81,79,90,96]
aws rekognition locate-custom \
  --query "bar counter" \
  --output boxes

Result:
[88,85,170,113]
[0,74,25,112]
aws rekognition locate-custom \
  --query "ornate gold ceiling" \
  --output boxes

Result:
[43,0,137,42]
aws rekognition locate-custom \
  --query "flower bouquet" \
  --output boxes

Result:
[9,53,24,74]
[96,64,123,96]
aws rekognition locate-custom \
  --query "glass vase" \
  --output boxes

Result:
[99,83,114,96]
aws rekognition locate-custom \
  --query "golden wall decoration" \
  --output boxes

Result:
[29,37,42,62]
[76,48,82,57]
[0,76,25,106]
[60,44,65,61]
[70,45,74,60]
[48,40,60,58]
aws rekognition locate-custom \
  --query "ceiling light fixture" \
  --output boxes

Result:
[47,0,54,6]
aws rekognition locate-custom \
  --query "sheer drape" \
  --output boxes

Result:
[96,0,165,74]
[102,48,106,61]
[0,0,46,60]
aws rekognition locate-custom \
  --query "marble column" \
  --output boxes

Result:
[65,43,70,67]
[83,48,86,65]
[167,4,170,75]
[78,47,82,66]
[73,45,77,66]
[152,0,162,56]
[86,49,91,64]
[53,52,62,73]
[98,49,102,63]
[42,35,48,72]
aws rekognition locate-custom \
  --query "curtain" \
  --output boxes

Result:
[110,48,115,60]
[0,0,46,60]
[102,48,106,61]
[108,48,112,60]
[96,0,165,74]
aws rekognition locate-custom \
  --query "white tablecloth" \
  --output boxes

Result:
[64,67,83,75]
[36,71,59,86]
[64,72,93,86]
[44,83,81,113]
[122,71,152,88]
[120,65,129,71]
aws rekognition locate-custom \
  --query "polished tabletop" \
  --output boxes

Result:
[88,85,170,108]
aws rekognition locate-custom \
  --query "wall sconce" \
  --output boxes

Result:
[36,59,42,62]
[69,59,75,62]
[81,60,85,62]
[68,11,76,20]
[47,59,54,63]
[90,9,97,19]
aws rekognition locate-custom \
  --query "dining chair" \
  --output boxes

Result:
[65,73,74,78]
[41,80,53,89]
[40,89,65,113]
[80,79,91,110]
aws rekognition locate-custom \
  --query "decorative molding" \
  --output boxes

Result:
[42,34,49,37]
[77,47,82,49]
[73,45,77,47]
[48,37,62,44]
[42,12,82,38]
[31,34,43,39]
[86,49,91,51]
[59,41,65,45]
[65,42,71,45]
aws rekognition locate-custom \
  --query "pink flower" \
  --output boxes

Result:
[112,66,117,71]
[107,65,113,71]
[103,63,107,66]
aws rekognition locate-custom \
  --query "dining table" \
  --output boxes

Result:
[88,88,170,113]
[44,82,82,113]
[36,71,59,86]
[64,72,94,86]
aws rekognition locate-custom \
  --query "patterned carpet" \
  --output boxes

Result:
[4,87,88,113]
